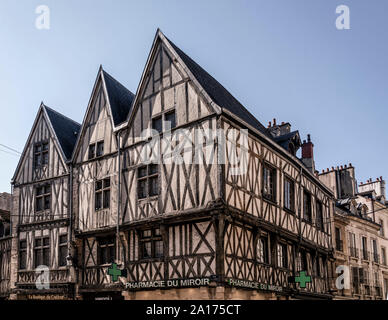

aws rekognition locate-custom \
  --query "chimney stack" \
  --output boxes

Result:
[301,134,315,173]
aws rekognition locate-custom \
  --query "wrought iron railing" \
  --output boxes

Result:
[335,239,343,252]
[349,247,359,258]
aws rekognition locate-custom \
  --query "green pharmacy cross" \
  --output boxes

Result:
[294,271,311,288]
[108,263,122,282]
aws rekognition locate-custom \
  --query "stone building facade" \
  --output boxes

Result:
[319,166,388,300]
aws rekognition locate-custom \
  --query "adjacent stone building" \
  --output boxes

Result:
[319,166,388,300]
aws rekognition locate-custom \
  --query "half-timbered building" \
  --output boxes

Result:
[8,29,335,300]
[71,67,135,300]
[10,103,81,299]
[87,29,334,300]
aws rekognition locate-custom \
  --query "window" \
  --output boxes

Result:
[263,164,276,202]
[349,232,358,258]
[362,236,368,260]
[0,222,9,238]
[34,141,49,168]
[58,235,67,267]
[315,255,321,276]
[352,267,360,294]
[379,219,385,237]
[139,228,163,259]
[19,240,27,270]
[98,236,115,265]
[372,239,378,263]
[34,237,50,268]
[303,190,312,222]
[88,141,104,160]
[277,243,287,268]
[137,164,159,199]
[88,144,96,160]
[335,227,343,251]
[36,184,51,212]
[95,178,110,210]
[316,200,324,231]
[165,110,176,130]
[152,116,163,134]
[284,177,294,212]
[152,110,176,134]
[96,141,104,157]
[382,247,387,266]
[256,236,269,264]
[298,250,308,271]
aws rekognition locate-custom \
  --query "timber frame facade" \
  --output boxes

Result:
[6,29,335,300]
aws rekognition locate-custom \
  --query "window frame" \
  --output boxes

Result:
[19,240,27,270]
[139,228,163,260]
[88,140,104,160]
[33,141,49,169]
[277,242,288,269]
[35,184,51,213]
[95,178,111,211]
[316,200,324,231]
[58,234,68,267]
[151,109,177,135]
[283,176,295,213]
[256,235,269,265]
[262,163,276,203]
[303,189,312,223]
[34,236,50,268]
[137,164,159,200]
[98,236,116,265]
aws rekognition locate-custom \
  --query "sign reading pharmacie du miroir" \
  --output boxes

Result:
[125,277,211,290]
[123,277,282,293]
[226,278,283,293]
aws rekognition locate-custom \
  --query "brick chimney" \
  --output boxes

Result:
[301,134,315,173]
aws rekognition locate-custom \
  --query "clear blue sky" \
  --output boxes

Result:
[0,0,387,193]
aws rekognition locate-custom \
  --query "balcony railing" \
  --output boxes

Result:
[361,250,369,261]
[349,247,359,258]
[372,253,380,264]
[335,239,343,252]
[17,269,70,285]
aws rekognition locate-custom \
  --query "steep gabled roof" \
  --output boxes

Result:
[102,70,135,126]
[43,105,81,160]
[165,36,270,136]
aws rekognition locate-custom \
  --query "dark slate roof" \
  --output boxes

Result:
[165,37,270,136]
[103,70,135,126]
[273,131,300,149]
[44,106,81,160]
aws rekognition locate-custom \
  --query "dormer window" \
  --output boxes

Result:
[34,141,49,168]
[88,141,104,160]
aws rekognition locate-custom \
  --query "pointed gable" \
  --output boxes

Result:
[44,106,81,160]
[102,70,135,126]
[12,104,70,184]
[72,67,135,162]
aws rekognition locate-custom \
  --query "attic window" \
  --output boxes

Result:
[88,141,104,160]
[34,141,49,168]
